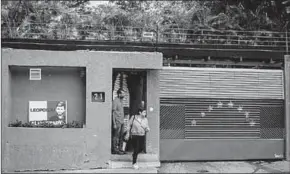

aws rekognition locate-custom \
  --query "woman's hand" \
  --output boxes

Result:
[145,127,150,132]
[124,132,130,141]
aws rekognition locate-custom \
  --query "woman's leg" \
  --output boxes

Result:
[133,136,145,165]
[138,136,145,153]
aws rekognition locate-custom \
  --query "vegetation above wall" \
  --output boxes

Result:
[1,0,289,45]
[8,120,84,128]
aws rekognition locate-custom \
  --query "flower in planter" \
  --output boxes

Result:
[9,120,83,128]
[9,119,22,127]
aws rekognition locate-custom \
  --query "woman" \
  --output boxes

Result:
[125,107,150,169]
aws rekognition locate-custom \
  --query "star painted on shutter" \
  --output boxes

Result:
[228,101,234,108]
[217,101,223,108]
[245,112,249,118]
[208,105,213,112]
[191,119,197,126]
[249,119,256,126]
[237,106,243,112]
[201,112,206,117]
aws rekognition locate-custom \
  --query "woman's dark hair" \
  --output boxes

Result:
[138,106,145,113]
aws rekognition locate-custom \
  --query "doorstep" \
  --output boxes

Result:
[111,153,159,162]
[109,153,160,169]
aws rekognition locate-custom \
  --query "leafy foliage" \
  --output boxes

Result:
[1,0,289,41]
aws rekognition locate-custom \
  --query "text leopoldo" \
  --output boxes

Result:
[30,108,55,112]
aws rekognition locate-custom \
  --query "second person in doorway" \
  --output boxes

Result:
[125,106,150,169]
[112,89,125,155]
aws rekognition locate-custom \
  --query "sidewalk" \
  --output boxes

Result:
[158,160,290,173]
[4,168,158,174]
[4,160,289,173]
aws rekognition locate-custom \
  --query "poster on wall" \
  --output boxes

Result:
[29,101,67,125]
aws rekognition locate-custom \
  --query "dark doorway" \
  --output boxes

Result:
[111,69,147,154]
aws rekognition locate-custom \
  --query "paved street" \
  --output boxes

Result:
[4,160,289,173]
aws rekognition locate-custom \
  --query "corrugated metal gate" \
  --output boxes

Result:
[160,67,285,161]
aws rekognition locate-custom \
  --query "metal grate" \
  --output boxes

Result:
[260,106,285,139]
[29,68,41,80]
[160,98,284,139]
[160,104,185,139]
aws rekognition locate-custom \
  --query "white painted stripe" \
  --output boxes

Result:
[161,66,283,73]
[160,68,284,99]
[29,101,47,121]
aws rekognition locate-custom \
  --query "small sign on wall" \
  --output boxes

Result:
[92,92,105,102]
[142,31,154,38]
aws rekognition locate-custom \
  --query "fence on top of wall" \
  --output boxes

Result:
[2,24,289,52]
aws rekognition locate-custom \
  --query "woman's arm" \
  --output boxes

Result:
[145,118,150,132]
[129,115,134,127]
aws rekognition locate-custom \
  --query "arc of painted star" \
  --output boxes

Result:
[201,100,253,127]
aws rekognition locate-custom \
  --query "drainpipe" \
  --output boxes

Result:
[284,55,290,161]
[286,21,289,54]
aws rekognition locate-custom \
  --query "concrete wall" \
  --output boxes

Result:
[146,70,160,155]
[10,66,86,123]
[1,49,162,172]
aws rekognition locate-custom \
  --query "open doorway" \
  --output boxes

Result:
[111,69,147,154]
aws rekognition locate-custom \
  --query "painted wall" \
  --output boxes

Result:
[10,66,86,123]
[1,49,162,172]
[146,70,160,155]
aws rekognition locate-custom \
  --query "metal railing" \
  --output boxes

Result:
[2,23,289,51]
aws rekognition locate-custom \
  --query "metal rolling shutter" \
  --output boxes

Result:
[160,67,284,99]
[160,67,284,139]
